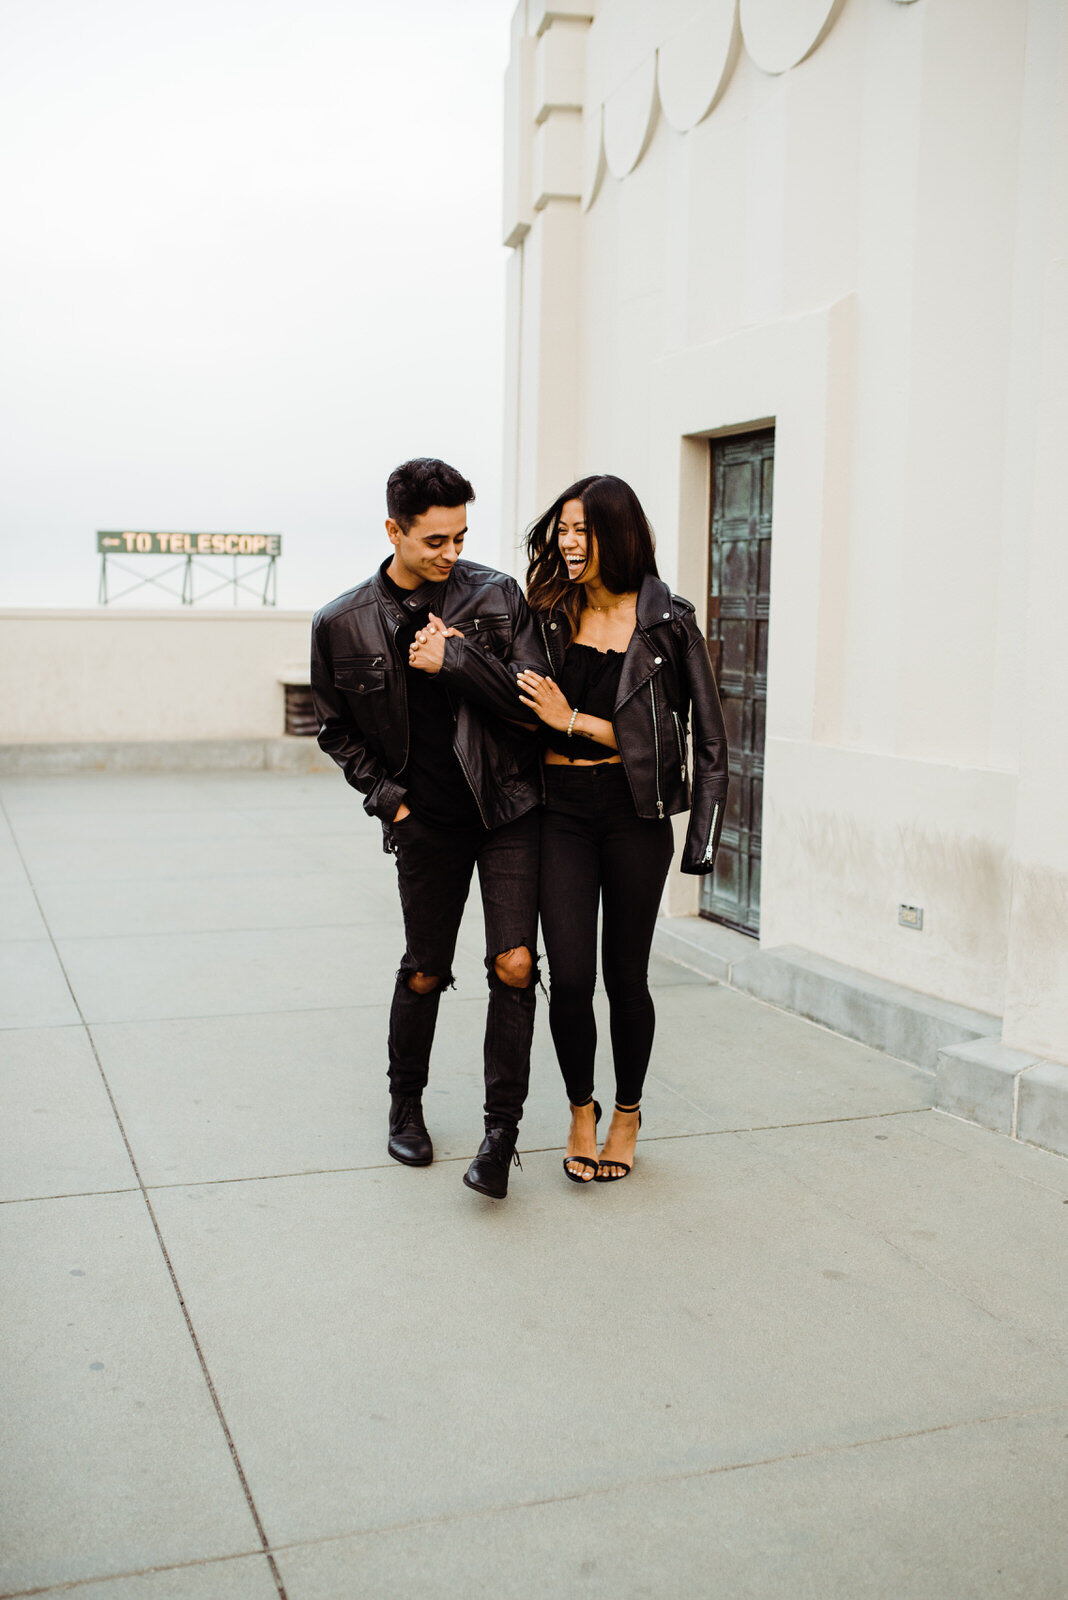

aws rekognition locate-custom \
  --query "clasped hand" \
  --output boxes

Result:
[409,612,461,674]
[517,670,573,731]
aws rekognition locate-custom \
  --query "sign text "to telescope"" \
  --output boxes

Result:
[97,532,283,556]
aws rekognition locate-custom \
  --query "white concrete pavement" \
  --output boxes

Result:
[1,771,1066,1599]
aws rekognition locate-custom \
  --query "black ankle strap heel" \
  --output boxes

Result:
[563,1099,601,1184]
[594,1103,641,1182]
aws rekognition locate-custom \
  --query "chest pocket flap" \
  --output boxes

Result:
[457,612,509,634]
[458,612,511,656]
[334,660,385,694]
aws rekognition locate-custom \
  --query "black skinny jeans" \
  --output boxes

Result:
[388,808,540,1130]
[539,763,674,1109]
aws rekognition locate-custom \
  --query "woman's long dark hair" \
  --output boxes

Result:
[525,474,658,636]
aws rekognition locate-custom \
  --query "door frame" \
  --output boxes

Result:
[648,297,856,925]
[700,428,775,937]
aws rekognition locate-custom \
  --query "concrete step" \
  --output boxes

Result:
[654,914,1068,1160]
[935,1039,1068,1158]
[0,736,334,775]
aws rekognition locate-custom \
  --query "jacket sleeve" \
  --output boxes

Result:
[310,617,407,823]
[679,610,730,875]
[435,579,549,723]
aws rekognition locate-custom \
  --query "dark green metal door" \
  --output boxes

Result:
[700,429,773,936]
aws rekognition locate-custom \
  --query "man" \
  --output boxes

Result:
[310,458,547,1198]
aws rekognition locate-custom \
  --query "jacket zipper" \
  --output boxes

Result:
[444,685,490,829]
[540,619,557,673]
[650,682,664,819]
[453,738,490,829]
[703,803,720,864]
[671,710,685,780]
[441,597,489,824]
[386,619,409,777]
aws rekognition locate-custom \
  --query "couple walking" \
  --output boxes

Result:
[311,457,728,1198]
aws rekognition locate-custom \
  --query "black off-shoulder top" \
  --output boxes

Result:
[543,643,624,762]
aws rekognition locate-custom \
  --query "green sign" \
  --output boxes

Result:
[97,531,282,556]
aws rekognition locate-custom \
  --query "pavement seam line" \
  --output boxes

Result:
[255,1401,1068,1559]
[8,966,716,1030]
[1,1401,1063,1597]
[0,1186,141,1206]
[9,917,398,944]
[0,793,290,1600]
[0,1546,267,1600]
[22,994,487,1029]
[0,1109,933,1204]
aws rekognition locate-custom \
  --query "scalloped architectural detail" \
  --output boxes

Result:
[739,0,848,75]
[657,0,741,133]
[582,100,607,211]
[603,54,660,179]
[548,0,923,222]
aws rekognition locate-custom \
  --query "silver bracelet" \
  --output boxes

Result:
[566,709,579,739]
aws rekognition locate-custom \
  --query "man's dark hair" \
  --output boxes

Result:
[386,457,475,532]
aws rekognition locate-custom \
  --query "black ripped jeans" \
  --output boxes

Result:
[388,808,540,1130]
[539,764,674,1109]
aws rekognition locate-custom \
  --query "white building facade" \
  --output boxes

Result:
[500,0,1068,1075]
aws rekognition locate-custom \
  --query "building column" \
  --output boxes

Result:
[501,1,591,574]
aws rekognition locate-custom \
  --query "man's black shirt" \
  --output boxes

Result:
[381,567,485,830]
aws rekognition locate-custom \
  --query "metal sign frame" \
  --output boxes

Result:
[96,532,282,607]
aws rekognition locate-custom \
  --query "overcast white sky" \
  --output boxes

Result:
[0,0,513,609]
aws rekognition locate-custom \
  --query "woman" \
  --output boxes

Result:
[517,475,728,1183]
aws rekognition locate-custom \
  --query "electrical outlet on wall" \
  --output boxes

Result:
[898,904,923,931]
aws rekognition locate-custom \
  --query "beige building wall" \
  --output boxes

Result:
[0,611,314,744]
[501,0,1068,1061]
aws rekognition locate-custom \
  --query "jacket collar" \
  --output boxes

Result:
[544,572,673,706]
[546,571,672,646]
[635,570,675,632]
[373,557,449,624]
[615,573,674,706]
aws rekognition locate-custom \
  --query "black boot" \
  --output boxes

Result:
[388,1094,433,1167]
[463,1125,521,1199]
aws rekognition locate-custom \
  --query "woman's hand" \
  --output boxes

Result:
[517,670,573,731]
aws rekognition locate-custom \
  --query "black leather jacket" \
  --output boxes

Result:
[539,574,729,874]
[311,559,549,834]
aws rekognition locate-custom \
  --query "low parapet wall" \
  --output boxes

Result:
[0,609,314,745]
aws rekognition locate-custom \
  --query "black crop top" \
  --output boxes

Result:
[543,643,624,762]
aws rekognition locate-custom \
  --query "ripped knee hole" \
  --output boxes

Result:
[493,946,534,989]
[406,972,441,995]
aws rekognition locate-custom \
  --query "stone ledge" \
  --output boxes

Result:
[934,1041,1068,1160]
[731,945,999,1074]
[934,1037,1042,1136]
[653,917,998,1073]
[1016,1060,1068,1159]
[653,915,1068,1161]
[652,914,756,984]
[0,738,333,775]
